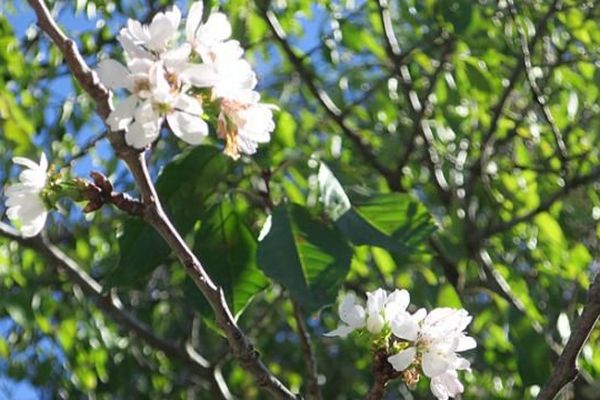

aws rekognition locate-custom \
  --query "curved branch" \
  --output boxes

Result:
[0,222,224,394]
[538,273,600,400]
[26,1,297,398]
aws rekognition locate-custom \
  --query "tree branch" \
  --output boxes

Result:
[292,302,322,400]
[538,272,600,400]
[364,349,402,400]
[26,1,297,398]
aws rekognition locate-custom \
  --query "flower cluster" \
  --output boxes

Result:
[4,153,50,237]
[326,288,476,400]
[97,2,276,158]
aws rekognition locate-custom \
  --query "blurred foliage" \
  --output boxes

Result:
[1,0,600,399]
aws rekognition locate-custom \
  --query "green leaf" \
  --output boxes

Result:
[257,203,352,312]
[187,199,269,318]
[106,146,230,288]
[336,193,437,254]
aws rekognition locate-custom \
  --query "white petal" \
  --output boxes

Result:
[366,288,387,315]
[38,153,48,172]
[422,351,451,378]
[97,59,131,90]
[456,335,477,352]
[20,209,48,238]
[180,64,218,87]
[186,1,204,43]
[167,110,208,145]
[430,371,464,400]
[162,44,192,71]
[387,347,417,372]
[323,324,355,338]
[148,7,180,51]
[338,293,366,329]
[12,156,39,170]
[366,314,385,334]
[125,120,161,148]
[107,95,138,131]
[202,13,231,43]
[174,93,203,116]
[384,289,410,318]
[391,312,420,341]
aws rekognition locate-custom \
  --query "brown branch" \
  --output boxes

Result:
[258,5,401,191]
[538,273,600,400]
[80,171,145,215]
[364,349,402,400]
[0,222,232,398]
[292,302,322,400]
[26,1,297,398]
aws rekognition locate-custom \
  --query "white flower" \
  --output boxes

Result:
[325,288,411,337]
[365,288,410,334]
[98,58,208,148]
[387,307,476,400]
[118,6,182,57]
[217,94,277,159]
[324,293,366,338]
[4,153,49,237]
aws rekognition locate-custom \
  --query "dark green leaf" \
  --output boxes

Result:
[257,203,352,312]
[186,199,269,318]
[336,193,437,254]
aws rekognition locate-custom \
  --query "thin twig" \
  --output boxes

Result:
[26,1,297,398]
[292,302,322,400]
[538,273,600,400]
[507,0,569,173]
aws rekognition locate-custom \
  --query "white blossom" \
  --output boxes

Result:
[4,153,49,237]
[324,293,366,338]
[325,288,410,337]
[97,1,275,156]
[98,57,208,148]
[388,307,476,399]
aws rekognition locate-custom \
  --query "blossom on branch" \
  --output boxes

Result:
[326,288,476,400]
[324,288,410,337]
[4,153,49,237]
[388,307,476,399]
[96,2,276,158]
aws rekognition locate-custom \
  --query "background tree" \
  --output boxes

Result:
[0,0,599,399]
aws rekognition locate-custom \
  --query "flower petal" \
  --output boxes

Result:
[387,347,417,372]
[422,350,451,378]
[97,59,131,90]
[167,110,208,145]
[186,1,204,43]
[107,95,138,131]
[323,324,355,338]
